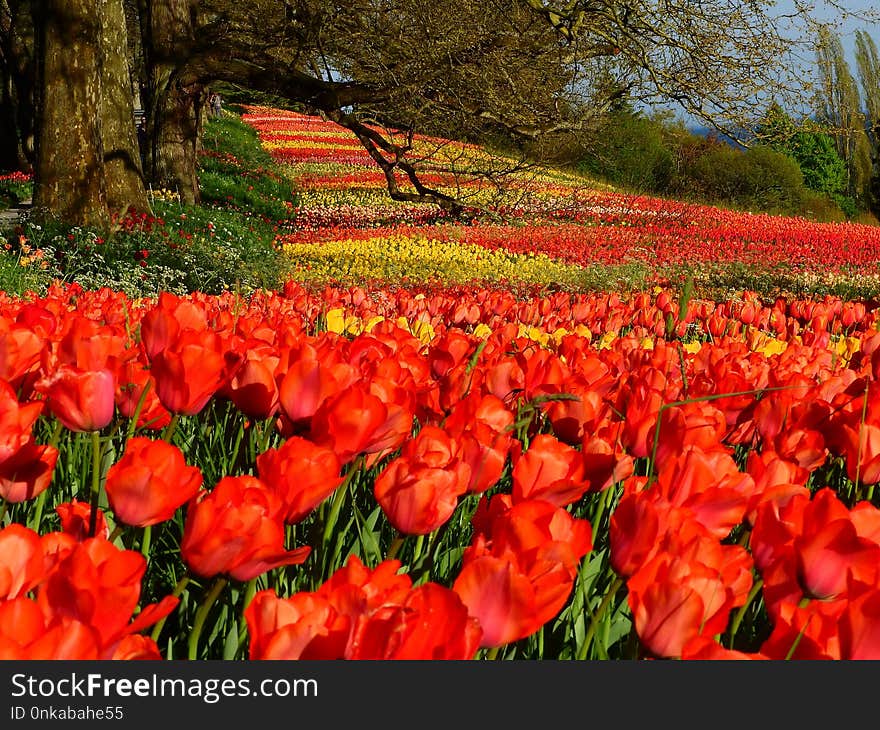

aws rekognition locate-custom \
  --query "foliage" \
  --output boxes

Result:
[689,144,806,214]
[758,103,848,199]
[0,115,296,298]
[0,172,33,209]
[578,110,674,193]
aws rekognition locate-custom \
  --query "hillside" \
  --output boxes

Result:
[240,106,880,302]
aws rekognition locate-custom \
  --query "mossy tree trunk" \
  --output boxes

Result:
[31,0,149,227]
[31,0,108,226]
[101,0,150,215]
[146,0,202,205]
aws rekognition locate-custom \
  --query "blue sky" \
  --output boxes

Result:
[668,1,880,130]
[781,0,879,65]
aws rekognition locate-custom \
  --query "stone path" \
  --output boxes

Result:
[0,198,31,233]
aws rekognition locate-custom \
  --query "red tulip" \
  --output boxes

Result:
[35,366,115,432]
[115,360,171,431]
[627,527,753,658]
[105,437,203,527]
[55,500,109,541]
[0,377,43,465]
[245,591,351,660]
[36,537,178,651]
[453,496,592,647]
[311,383,411,464]
[0,523,45,600]
[0,598,100,659]
[0,442,58,504]
[374,425,470,535]
[511,434,588,507]
[256,436,344,524]
[181,475,311,581]
[348,583,482,659]
[149,330,234,416]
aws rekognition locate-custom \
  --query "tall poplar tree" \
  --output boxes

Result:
[855,30,880,215]
[815,27,872,208]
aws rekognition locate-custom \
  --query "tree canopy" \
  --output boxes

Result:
[2,0,877,224]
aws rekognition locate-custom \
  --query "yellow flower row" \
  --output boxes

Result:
[324,301,863,367]
[282,234,596,288]
[263,140,366,151]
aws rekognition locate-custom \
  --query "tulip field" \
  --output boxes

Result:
[6,105,880,661]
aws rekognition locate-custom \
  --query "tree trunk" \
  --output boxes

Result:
[31,0,108,226]
[0,0,35,171]
[147,0,201,205]
[101,0,150,215]
[0,69,22,170]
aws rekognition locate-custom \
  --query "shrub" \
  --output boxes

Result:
[690,144,806,214]
[578,110,674,193]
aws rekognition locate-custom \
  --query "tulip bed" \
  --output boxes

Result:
[2,277,880,660]
[251,106,880,299]
[6,105,880,662]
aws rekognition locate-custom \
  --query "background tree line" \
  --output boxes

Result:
[548,26,880,224]
[0,1,876,227]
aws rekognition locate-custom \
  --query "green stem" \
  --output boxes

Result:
[30,489,48,532]
[577,576,624,660]
[162,413,181,444]
[0,498,7,525]
[321,462,359,548]
[237,578,259,655]
[47,420,64,449]
[728,578,763,648]
[188,576,228,660]
[785,596,813,661]
[125,378,153,440]
[150,573,192,643]
[484,646,500,660]
[386,535,405,562]
[88,430,103,538]
[591,484,615,536]
[108,524,125,543]
[141,524,152,560]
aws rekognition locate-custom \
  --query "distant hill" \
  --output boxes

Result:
[686,125,747,149]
